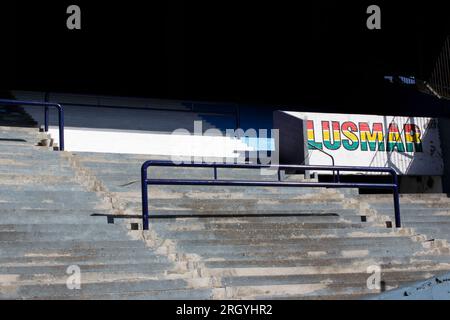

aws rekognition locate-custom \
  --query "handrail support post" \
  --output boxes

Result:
[44,106,49,132]
[391,170,401,228]
[141,162,150,230]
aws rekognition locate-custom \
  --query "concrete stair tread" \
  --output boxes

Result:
[173,236,422,247]
[1,278,212,300]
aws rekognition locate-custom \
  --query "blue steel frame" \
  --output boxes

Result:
[0,99,65,151]
[141,161,401,230]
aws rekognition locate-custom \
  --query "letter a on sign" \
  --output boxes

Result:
[67,5,81,30]
[366,5,381,30]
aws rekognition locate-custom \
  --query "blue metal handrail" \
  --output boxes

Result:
[141,161,401,230]
[0,99,65,150]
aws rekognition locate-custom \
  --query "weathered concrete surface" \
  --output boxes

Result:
[370,271,450,300]
[68,148,450,299]
[0,125,212,300]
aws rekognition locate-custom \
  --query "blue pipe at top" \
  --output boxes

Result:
[0,99,65,151]
[141,161,401,230]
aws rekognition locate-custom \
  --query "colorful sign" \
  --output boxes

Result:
[307,120,425,153]
[282,112,444,175]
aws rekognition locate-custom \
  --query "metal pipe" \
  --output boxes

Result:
[141,161,400,230]
[141,163,150,230]
[0,99,65,151]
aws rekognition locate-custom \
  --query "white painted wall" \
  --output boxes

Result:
[284,111,444,175]
[48,126,253,158]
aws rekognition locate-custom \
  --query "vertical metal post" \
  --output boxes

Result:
[58,106,65,151]
[391,171,401,228]
[44,106,49,132]
[213,166,218,180]
[141,163,150,230]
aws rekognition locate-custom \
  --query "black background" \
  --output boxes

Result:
[4,1,450,113]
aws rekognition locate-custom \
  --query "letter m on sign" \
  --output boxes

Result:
[359,123,385,151]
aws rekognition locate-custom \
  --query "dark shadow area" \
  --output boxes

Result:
[0,106,38,128]
[8,2,450,117]
[0,138,27,142]
[27,100,238,134]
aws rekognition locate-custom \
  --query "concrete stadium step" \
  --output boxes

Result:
[0,167,74,175]
[64,288,214,300]
[179,244,429,262]
[0,139,47,147]
[0,160,64,170]
[0,240,148,251]
[0,202,107,210]
[2,186,98,200]
[0,214,109,225]
[0,244,162,259]
[377,207,450,218]
[0,229,135,242]
[358,194,450,202]
[139,203,354,215]
[1,278,212,300]
[0,262,177,278]
[0,162,72,170]
[399,208,450,215]
[394,216,450,223]
[137,211,361,222]
[152,219,367,230]
[92,171,281,183]
[172,236,423,253]
[80,160,281,177]
[0,190,102,202]
[0,223,134,241]
[203,255,450,269]
[74,152,174,162]
[0,146,55,154]
[133,199,355,211]
[140,197,348,206]
[405,221,450,227]
[0,185,86,192]
[112,188,344,200]
[0,152,65,160]
[166,246,432,264]
[0,131,45,141]
[217,265,450,288]
[0,207,111,214]
[222,272,441,299]
[150,227,405,242]
[0,174,75,185]
[404,227,450,240]
[0,223,123,233]
[371,202,450,209]
[135,212,362,223]
[0,252,170,267]
[104,183,343,197]
[0,174,78,185]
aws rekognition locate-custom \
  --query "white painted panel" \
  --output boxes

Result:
[284,111,444,175]
[48,127,254,158]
